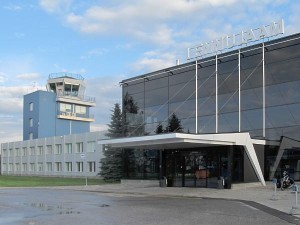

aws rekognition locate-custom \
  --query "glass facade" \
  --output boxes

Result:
[121,33,300,185]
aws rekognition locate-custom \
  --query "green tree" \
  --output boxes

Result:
[166,113,183,133]
[155,124,164,134]
[123,92,144,136]
[99,103,124,181]
[106,103,123,138]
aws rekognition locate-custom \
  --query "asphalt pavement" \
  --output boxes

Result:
[49,181,300,217]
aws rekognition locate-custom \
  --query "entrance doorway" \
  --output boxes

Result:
[164,147,242,188]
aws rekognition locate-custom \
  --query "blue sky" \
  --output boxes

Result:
[0,0,299,143]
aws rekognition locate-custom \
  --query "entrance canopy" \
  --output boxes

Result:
[98,132,266,186]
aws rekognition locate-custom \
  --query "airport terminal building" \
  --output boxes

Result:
[100,27,300,188]
[3,21,300,189]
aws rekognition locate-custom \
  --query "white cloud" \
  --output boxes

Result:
[16,72,40,80]
[38,0,296,50]
[0,72,7,83]
[85,75,123,131]
[132,51,178,72]
[80,48,107,59]
[3,5,22,11]
[39,0,73,13]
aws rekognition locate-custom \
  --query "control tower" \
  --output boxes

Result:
[23,72,96,140]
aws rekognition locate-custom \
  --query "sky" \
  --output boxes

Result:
[0,0,300,144]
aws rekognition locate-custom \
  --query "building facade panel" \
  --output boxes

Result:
[1,131,105,177]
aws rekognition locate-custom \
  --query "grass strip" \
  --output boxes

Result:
[0,175,117,187]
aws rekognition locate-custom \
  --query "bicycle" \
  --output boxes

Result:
[277,171,295,191]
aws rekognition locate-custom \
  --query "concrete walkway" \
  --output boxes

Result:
[52,181,300,217]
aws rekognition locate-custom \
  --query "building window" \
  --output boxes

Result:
[15,148,20,156]
[75,105,86,114]
[9,148,13,157]
[46,145,53,155]
[22,163,27,172]
[37,163,43,172]
[55,144,62,154]
[88,161,96,172]
[76,142,83,153]
[9,163,13,171]
[22,147,27,156]
[55,162,62,172]
[37,146,43,155]
[15,163,21,172]
[29,102,33,111]
[65,143,72,154]
[65,162,72,172]
[30,163,35,172]
[2,164,7,171]
[60,103,72,113]
[2,149,7,157]
[46,162,52,172]
[29,133,33,140]
[30,147,35,155]
[76,162,83,172]
[29,118,33,127]
[87,141,95,152]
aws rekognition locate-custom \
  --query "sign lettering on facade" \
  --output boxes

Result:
[187,19,284,60]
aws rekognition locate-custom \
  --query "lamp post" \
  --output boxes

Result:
[80,153,87,186]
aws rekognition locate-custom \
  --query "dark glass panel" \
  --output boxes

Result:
[265,57,300,86]
[265,82,300,108]
[123,79,144,95]
[218,53,238,75]
[218,71,239,95]
[144,87,168,107]
[240,66,263,90]
[145,122,168,135]
[198,75,215,98]
[145,74,168,91]
[265,128,284,141]
[218,93,238,114]
[240,48,263,70]
[198,115,216,134]
[169,100,196,119]
[127,92,144,112]
[198,61,215,79]
[241,108,263,132]
[218,112,238,133]
[266,105,297,129]
[180,118,196,133]
[198,96,215,116]
[267,81,300,107]
[265,39,300,64]
[124,149,159,180]
[169,82,195,103]
[288,103,300,124]
[144,105,168,124]
[169,64,195,86]
[241,88,262,110]
[248,129,263,139]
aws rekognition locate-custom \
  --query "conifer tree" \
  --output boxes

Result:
[166,113,183,133]
[99,103,124,181]
[155,124,164,134]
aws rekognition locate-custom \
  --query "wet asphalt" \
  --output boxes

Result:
[0,188,298,225]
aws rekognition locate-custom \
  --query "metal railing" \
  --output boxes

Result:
[49,72,84,80]
[56,92,96,103]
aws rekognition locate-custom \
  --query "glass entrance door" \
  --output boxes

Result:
[164,148,232,188]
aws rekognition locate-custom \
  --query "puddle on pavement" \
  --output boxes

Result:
[24,203,81,215]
